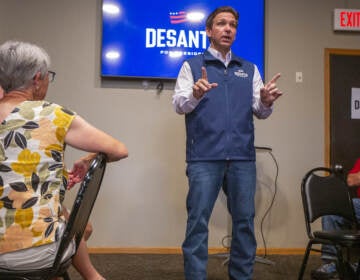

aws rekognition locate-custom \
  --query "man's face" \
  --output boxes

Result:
[206,12,238,54]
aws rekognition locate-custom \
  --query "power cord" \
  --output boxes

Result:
[259,150,279,258]
[220,149,279,262]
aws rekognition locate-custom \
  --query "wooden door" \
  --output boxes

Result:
[325,49,360,172]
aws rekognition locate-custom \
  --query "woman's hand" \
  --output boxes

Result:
[67,153,97,189]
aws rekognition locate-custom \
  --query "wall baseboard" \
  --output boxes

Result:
[88,247,313,255]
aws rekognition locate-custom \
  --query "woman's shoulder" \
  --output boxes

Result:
[20,100,76,115]
[9,101,77,129]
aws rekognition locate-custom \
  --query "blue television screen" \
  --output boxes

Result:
[101,0,265,80]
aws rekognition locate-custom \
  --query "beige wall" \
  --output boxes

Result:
[1,0,360,250]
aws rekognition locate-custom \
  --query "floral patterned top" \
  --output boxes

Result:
[0,101,76,253]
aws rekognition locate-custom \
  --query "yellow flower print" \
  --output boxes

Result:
[0,224,33,253]
[11,149,40,178]
[33,238,52,247]
[14,208,34,228]
[31,227,43,238]
[56,127,66,143]
[31,118,59,150]
[44,143,62,158]
[53,107,74,131]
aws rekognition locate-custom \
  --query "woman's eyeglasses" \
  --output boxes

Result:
[48,71,56,82]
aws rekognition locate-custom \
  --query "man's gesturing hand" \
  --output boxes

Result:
[260,73,283,107]
[192,67,218,100]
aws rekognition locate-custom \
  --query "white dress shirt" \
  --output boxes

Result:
[172,47,272,119]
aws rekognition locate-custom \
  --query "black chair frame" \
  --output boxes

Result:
[0,153,107,280]
[298,166,360,280]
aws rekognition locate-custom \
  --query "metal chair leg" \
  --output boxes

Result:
[298,242,312,280]
[335,245,350,280]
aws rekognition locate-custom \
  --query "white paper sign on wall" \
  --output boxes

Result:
[351,88,360,119]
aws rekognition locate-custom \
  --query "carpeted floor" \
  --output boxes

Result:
[67,253,323,279]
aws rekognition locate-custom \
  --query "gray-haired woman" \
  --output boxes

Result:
[0,40,128,280]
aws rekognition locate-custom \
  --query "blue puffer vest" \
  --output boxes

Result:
[185,50,256,162]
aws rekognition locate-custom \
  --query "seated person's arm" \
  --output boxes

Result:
[65,116,128,162]
[347,172,360,187]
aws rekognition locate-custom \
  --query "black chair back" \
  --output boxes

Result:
[53,152,107,270]
[298,166,360,279]
[302,167,358,238]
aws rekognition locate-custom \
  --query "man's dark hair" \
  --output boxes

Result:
[205,6,239,30]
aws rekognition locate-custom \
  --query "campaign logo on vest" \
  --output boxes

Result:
[234,69,248,78]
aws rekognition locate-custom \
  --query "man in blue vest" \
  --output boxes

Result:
[172,6,282,280]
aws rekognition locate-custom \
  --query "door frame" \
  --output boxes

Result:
[324,48,360,167]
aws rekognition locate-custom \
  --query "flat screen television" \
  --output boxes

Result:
[101,0,265,80]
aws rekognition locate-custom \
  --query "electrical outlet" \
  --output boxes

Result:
[296,72,303,83]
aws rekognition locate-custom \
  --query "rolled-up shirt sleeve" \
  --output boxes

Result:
[252,65,273,119]
[172,62,201,114]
